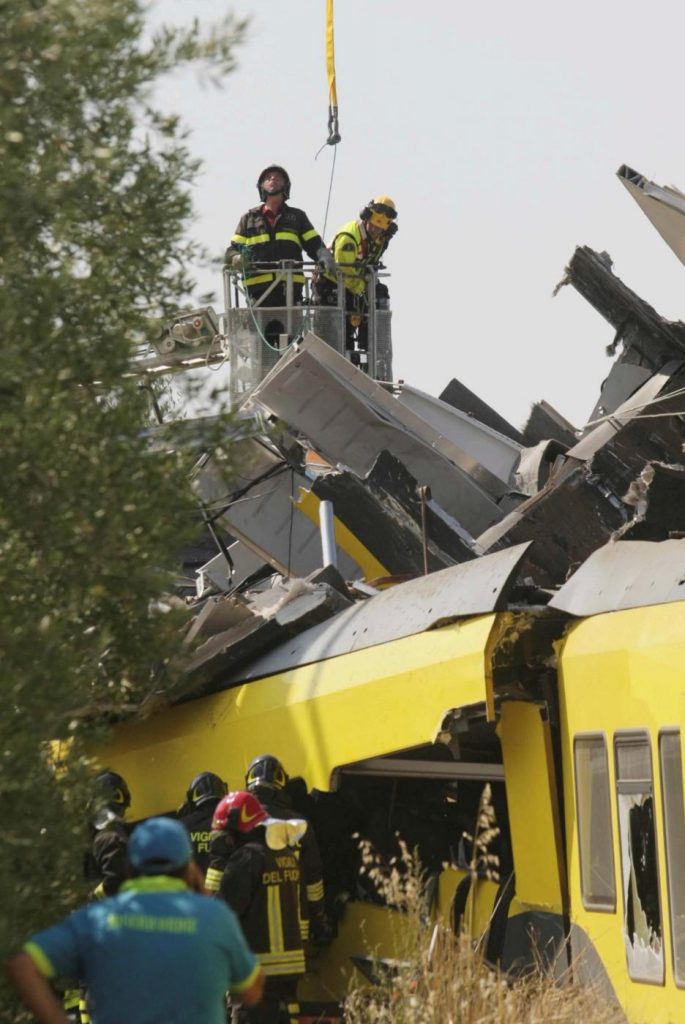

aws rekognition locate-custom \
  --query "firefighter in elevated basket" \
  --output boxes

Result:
[213,790,308,1024]
[313,196,398,366]
[226,165,334,308]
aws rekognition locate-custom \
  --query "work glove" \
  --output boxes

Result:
[230,251,251,273]
[316,246,336,275]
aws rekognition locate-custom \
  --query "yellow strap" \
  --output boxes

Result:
[326,0,338,107]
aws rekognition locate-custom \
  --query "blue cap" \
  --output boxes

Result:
[128,817,193,874]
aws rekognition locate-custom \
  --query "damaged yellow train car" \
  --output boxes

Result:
[92,537,685,1023]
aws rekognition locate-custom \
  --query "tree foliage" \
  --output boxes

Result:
[0,0,245,1011]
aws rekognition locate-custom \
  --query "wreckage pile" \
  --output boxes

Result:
[181,169,685,693]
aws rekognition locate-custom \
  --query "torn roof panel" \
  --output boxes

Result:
[243,333,505,536]
[225,542,532,684]
[549,538,685,615]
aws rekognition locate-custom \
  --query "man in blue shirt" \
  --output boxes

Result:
[5,817,264,1024]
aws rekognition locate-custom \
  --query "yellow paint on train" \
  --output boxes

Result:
[559,602,685,1023]
[96,615,494,819]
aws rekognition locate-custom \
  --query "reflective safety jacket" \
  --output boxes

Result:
[322,218,386,296]
[227,204,323,289]
[219,839,306,977]
[254,789,325,942]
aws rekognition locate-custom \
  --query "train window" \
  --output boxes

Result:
[659,730,685,987]
[574,735,616,911]
[614,732,664,984]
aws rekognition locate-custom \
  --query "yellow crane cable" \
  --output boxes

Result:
[326,0,341,145]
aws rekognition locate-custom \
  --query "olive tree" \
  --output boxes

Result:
[0,0,245,1009]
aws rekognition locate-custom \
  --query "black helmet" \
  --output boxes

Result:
[95,770,131,813]
[186,771,227,807]
[245,754,289,793]
[257,165,291,201]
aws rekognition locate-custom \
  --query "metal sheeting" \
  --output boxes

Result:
[549,539,685,615]
[243,333,505,536]
[227,542,531,683]
[192,438,364,581]
[392,383,522,489]
[618,164,685,268]
[566,361,682,463]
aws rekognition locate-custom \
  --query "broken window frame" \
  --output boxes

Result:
[658,728,685,988]
[573,733,616,912]
[614,730,664,985]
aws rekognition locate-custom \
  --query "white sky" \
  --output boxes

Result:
[150,0,685,431]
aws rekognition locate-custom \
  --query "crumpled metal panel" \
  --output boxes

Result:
[549,538,685,615]
[311,450,476,575]
[226,542,531,683]
[243,333,504,536]
[192,438,364,581]
[618,164,685,268]
[392,383,522,490]
[566,361,682,464]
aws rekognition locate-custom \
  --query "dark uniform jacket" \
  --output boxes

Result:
[219,838,305,978]
[178,800,220,876]
[254,788,326,942]
[86,819,130,899]
[226,204,323,289]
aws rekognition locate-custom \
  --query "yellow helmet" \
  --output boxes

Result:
[363,196,397,231]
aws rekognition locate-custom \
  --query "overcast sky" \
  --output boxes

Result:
[151,0,685,431]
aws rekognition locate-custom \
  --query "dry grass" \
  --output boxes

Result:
[344,786,626,1024]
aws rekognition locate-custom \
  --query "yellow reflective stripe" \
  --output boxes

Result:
[244,273,275,286]
[287,1002,300,1024]
[244,272,305,287]
[258,950,306,975]
[274,231,301,244]
[302,228,319,242]
[204,867,223,892]
[232,234,249,245]
[63,990,80,1009]
[230,960,262,995]
[241,234,271,246]
[23,941,56,978]
[300,921,310,939]
[259,951,305,964]
[267,885,284,953]
[306,881,324,901]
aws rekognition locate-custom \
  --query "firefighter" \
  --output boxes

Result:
[177,771,228,877]
[312,196,398,367]
[213,791,307,1024]
[226,165,335,312]
[87,770,132,899]
[64,771,132,1022]
[245,755,328,950]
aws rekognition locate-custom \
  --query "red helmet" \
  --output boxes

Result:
[212,791,268,834]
